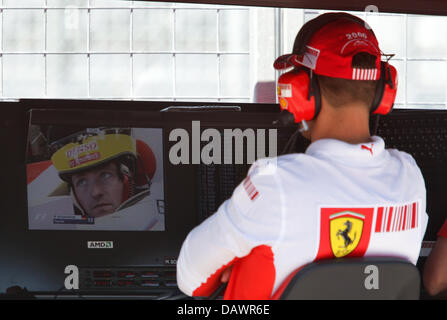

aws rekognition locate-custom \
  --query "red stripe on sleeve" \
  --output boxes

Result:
[411,202,416,229]
[399,207,404,231]
[397,206,403,231]
[246,183,255,195]
[375,207,384,233]
[416,203,419,227]
[402,205,408,231]
[386,207,394,232]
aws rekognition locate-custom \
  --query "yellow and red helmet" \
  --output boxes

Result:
[50,128,137,182]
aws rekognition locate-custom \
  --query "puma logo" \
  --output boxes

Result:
[361,144,374,155]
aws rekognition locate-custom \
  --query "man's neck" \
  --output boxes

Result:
[310,103,372,144]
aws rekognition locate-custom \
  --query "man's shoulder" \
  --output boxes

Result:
[231,155,309,209]
[386,147,420,168]
[249,153,313,175]
[241,154,315,197]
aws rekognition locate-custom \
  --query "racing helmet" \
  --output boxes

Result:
[50,127,137,184]
[49,128,157,216]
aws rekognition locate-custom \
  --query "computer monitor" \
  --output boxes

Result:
[27,124,165,232]
[0,99,290,295]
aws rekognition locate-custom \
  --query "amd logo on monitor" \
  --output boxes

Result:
[87,241,113,249]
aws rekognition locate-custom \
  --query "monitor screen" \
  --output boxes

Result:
[26,124,165,231]
[0,99,288,294]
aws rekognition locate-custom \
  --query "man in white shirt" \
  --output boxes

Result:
[176,12,428,300]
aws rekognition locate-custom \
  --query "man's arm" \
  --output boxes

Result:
[176,159,282,297]
[423,219,447,296]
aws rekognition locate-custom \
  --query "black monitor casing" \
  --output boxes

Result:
[0,99,289,294]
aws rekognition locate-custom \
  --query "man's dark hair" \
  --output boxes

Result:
[317,53,379,109]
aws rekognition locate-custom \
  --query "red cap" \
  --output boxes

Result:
[274,15,381,80]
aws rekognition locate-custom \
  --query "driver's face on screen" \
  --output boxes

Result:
[71,162,124,218]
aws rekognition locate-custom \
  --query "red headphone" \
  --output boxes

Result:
[276,14,398,123]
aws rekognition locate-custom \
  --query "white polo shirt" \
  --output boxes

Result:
[176,136,428,299]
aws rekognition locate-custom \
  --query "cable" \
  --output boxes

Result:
[281,121,309,155]
[273,110,309,155]
[372,114,381,136]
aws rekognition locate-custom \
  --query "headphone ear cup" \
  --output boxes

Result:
[371,62,398,115]
[277,68,321,123]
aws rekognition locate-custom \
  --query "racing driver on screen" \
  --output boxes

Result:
[50,128,156,218]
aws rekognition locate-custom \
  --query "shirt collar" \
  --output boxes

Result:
[305,136,386,166]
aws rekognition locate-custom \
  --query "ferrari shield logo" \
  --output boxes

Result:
[316,207,374,260]
[330,212,365,258]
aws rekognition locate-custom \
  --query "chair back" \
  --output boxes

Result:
[278,257,420,300]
